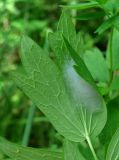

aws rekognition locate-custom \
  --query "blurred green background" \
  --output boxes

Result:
[0,0,108,150]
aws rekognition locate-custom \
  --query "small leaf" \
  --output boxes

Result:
[61,2,99,10]
[63,35,97,89]
[84,48,109,83]
[75,32,84,57]
[48,10,77,68]
[106,27,119,70]
[106,127,119,160]
[0,137,63,160]
[63,139,86,160]
[95,14,119,34]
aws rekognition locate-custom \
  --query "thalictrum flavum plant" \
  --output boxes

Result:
[1,0,119,160]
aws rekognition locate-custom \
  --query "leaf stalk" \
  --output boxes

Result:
[86,136,99,160]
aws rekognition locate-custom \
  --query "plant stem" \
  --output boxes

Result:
[108,28,114,86]
[22,104,36,146]
[69,0,77,25]
[81,108,99,160]
[86,136,99,160]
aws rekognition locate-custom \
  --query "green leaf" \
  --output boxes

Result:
[61,2,99,10]
[49,10,84,67]
[49,11,106,113]
[12,36,83,142]
[100,97,119,147]
[104,0,119,12]
[57,10,76,39]
[62,35,97,90]
[49,9,95,86]
[95,14,119,34]
[50,9,107,133]
[107,28,119,70]
[94,0,108,4]
[48,10,77,68]
[84,48,109,83]
[75,32,84,58]
[63,139,86,160]
[0,137,63,160]
[12,36,107,143]
[12,10,107,143]
[106,127,119,160]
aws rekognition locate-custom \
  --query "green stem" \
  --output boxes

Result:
[68,0,77,25]
[22,104,36,146]
[86,136,99,160]
[108,28,114,86]
[80,108,99,160]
